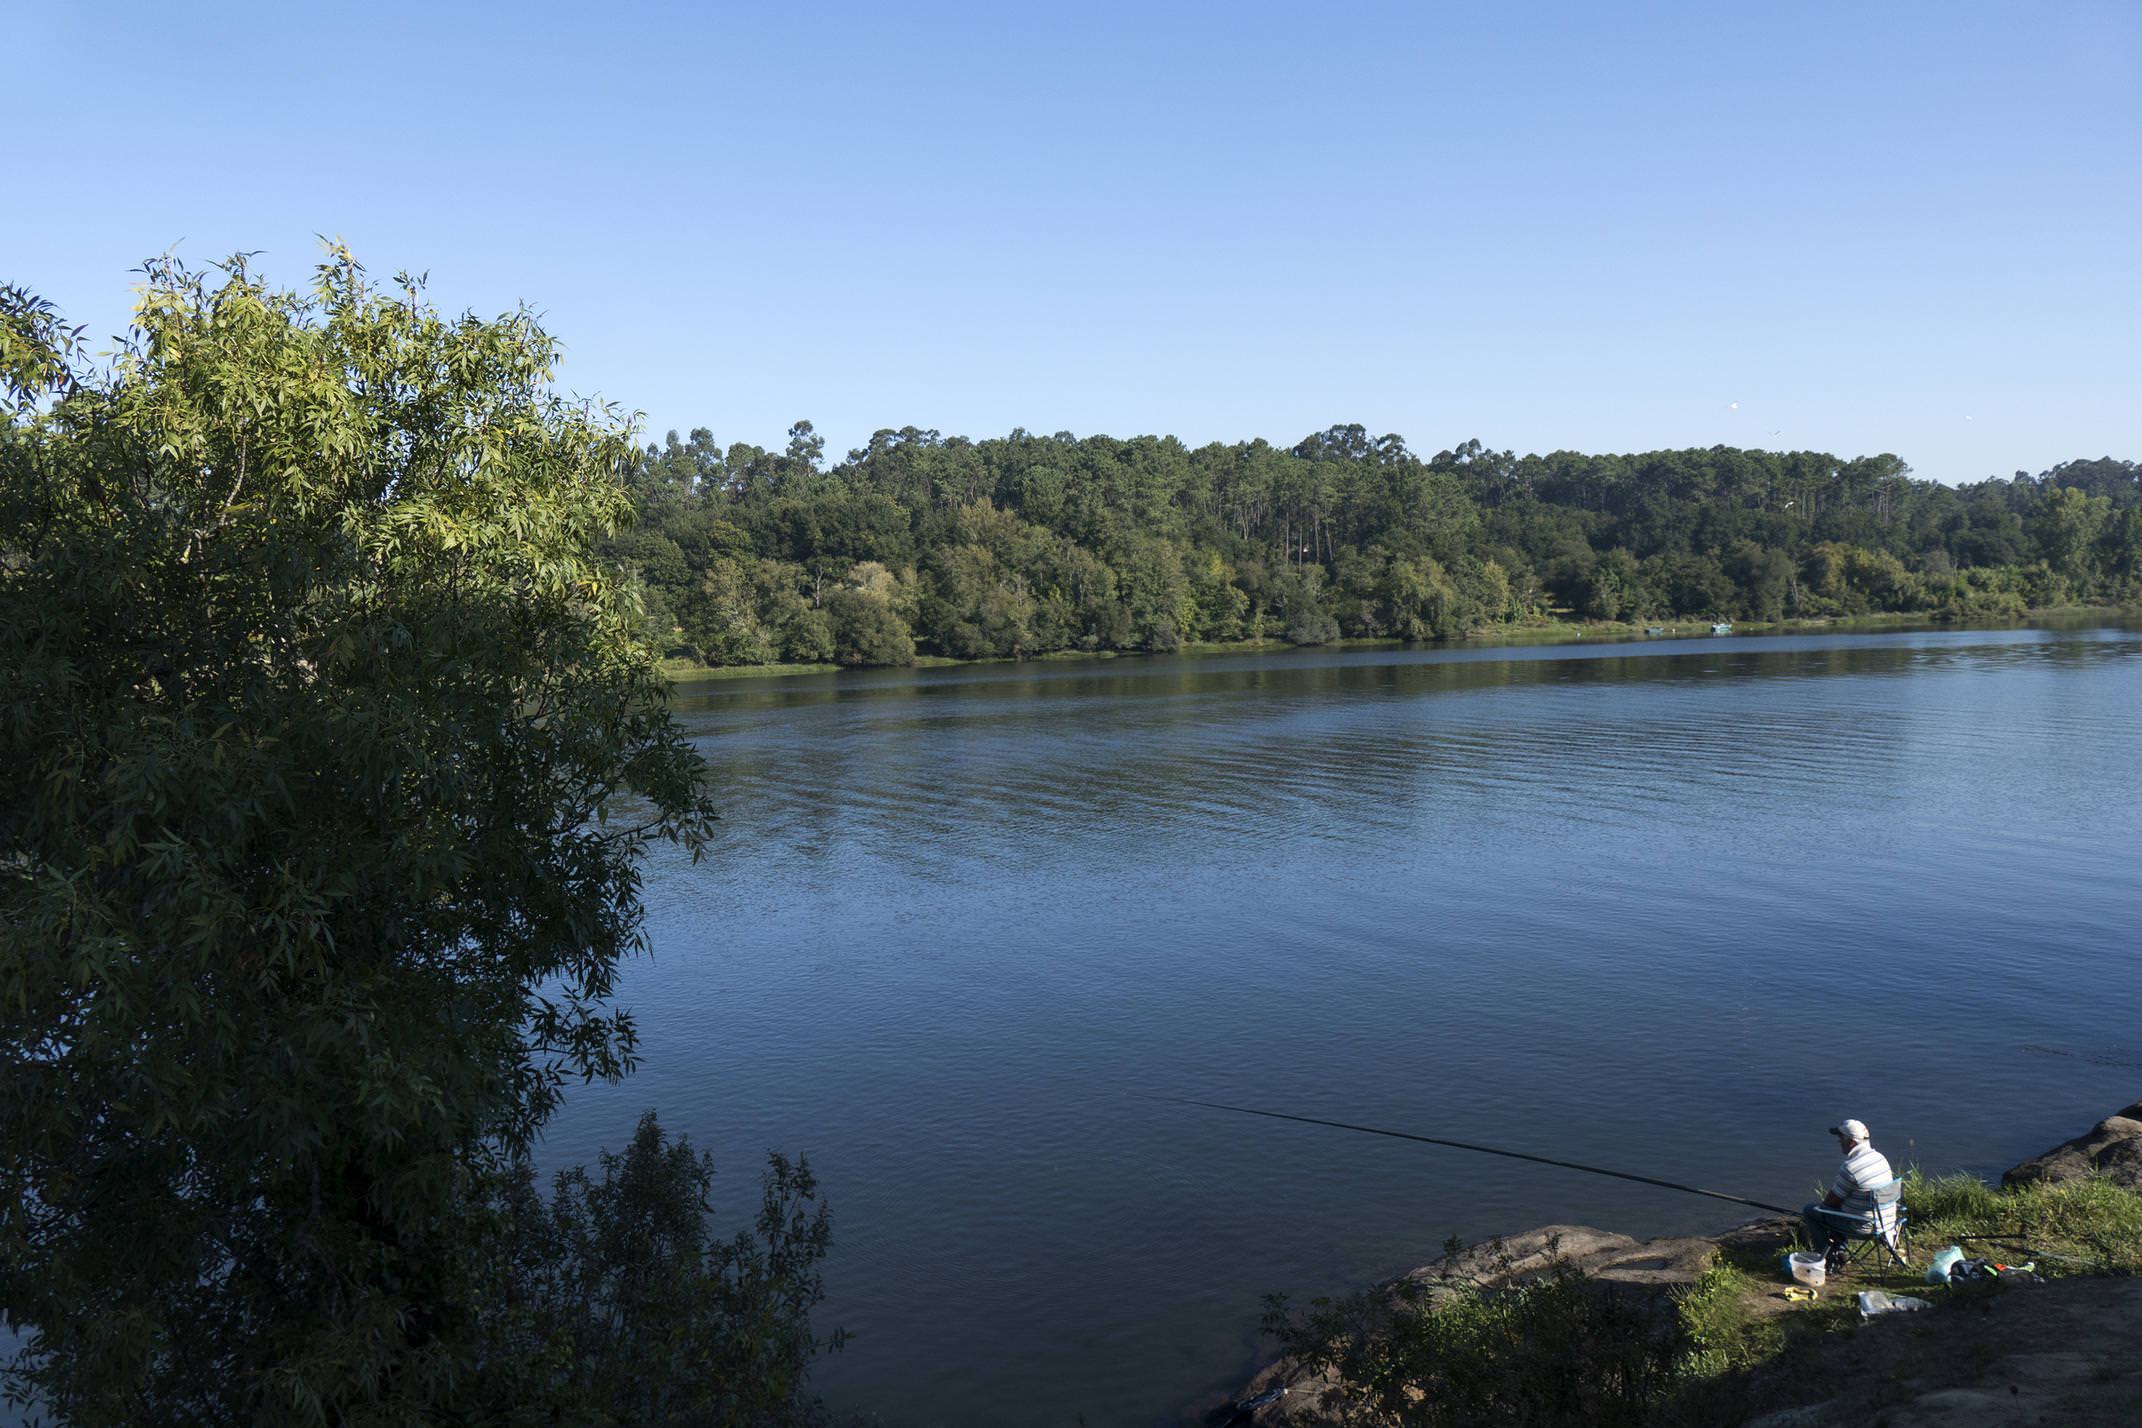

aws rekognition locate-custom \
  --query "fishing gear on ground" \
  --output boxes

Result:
[1926,1244,2036,1283]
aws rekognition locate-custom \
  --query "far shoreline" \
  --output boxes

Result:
[656,603,2132,686]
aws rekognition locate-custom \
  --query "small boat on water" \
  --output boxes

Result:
[1710,621,1733,634]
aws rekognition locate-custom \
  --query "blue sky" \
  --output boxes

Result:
[9,0,2138,482]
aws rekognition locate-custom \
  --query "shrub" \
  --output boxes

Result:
[1265,1251,1678,1427]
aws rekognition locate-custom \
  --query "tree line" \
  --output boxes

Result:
[608,423,2142,668]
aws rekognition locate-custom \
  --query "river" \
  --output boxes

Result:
[544,618,2142,1427]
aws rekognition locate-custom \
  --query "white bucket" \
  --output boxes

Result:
[1788,1251,1828,1288]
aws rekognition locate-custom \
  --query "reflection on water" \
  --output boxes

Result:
[548,621,2142,1428]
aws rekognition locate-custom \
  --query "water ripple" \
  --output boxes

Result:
[556,620,2142,1428]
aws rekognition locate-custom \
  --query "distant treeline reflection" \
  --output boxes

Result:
[610,424,2142,667]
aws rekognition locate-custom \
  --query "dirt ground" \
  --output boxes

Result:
[1736,1274,2142,1427]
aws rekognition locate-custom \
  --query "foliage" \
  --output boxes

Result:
[1262,1247,1679,1427]
[1,284,83,405]
[617,423,2142,669]
[0,253,781,1425]
[826,570,916,667]
[1669,1260,1778,1379]
[471,1112,838,1428]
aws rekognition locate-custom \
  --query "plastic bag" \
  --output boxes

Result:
[1857,1290,1931,1317]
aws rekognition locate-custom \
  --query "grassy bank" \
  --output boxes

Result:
[655,653,966,681]
[658,605,2132,684]
[1266,1172,2142,1426]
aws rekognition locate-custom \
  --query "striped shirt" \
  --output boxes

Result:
[1833,1141,1897,1230]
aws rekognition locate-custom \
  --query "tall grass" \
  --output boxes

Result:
[1671,1260,1780,1378]
[1904,1170,2142,1274]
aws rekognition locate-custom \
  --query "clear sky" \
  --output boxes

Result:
[9,0,2139,482]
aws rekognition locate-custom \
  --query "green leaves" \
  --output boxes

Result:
[2,251,716,1424]
[0,282,85,408]
[470,1113,837,1428]
[619,418,2142,669]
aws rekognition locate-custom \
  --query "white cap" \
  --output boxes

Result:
[1829,1118,1869,1144]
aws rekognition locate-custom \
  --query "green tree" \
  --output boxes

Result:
[1656,551,1735,618]
[1107,533,1196,650]
[1375,551,1471,640]
[1800,541,1855,614]
[1187,549,1249,642]
[748,559,835,663]
[2101,507,2142,597]
[1842,545,1920,612]
[1577,548,1647,621]
[635,427,727,511]
[826,563,917,666]
[1726,540,1793,620]
[826,587,916,665]
[680,555,781,664]
[1273,564,1340,645]
[2030,485,2110,589]
[923,542,1038,658]
[1,255,733,1424]
[472,1113,837,1428]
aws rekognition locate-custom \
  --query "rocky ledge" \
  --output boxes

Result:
[2000,1100,2142,1190]
[1218,1102,2142,1427]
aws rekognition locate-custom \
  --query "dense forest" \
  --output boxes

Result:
[608,425,2142,668]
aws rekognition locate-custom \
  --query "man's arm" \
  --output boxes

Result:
[1823,1164,1852,1209]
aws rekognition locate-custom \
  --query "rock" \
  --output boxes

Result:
[1743,1403,1840,1428]
[1398,1224,1633,1292]
[1221,1357,1345,1426]
[2000,1102,2142,1189]
[1395,1223,1717,1297]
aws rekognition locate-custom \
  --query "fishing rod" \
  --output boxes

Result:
[1167,1097,1797,1216]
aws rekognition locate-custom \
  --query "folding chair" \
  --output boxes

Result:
[1827,1177,1910,1272]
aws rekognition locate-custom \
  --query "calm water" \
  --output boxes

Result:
[546,620,2142,1427]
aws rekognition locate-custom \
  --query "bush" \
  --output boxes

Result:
[1671,1260,1777,1379]
[827,586,917,666]
[1286,607,1341,645]
[1265,1251,1679,1427]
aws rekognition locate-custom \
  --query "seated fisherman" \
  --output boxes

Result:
[1802,1118,1896,1267]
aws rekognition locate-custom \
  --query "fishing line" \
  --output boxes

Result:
[1165,1096,1796,1215]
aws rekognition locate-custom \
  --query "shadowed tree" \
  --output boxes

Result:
[0,253,806,1425]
